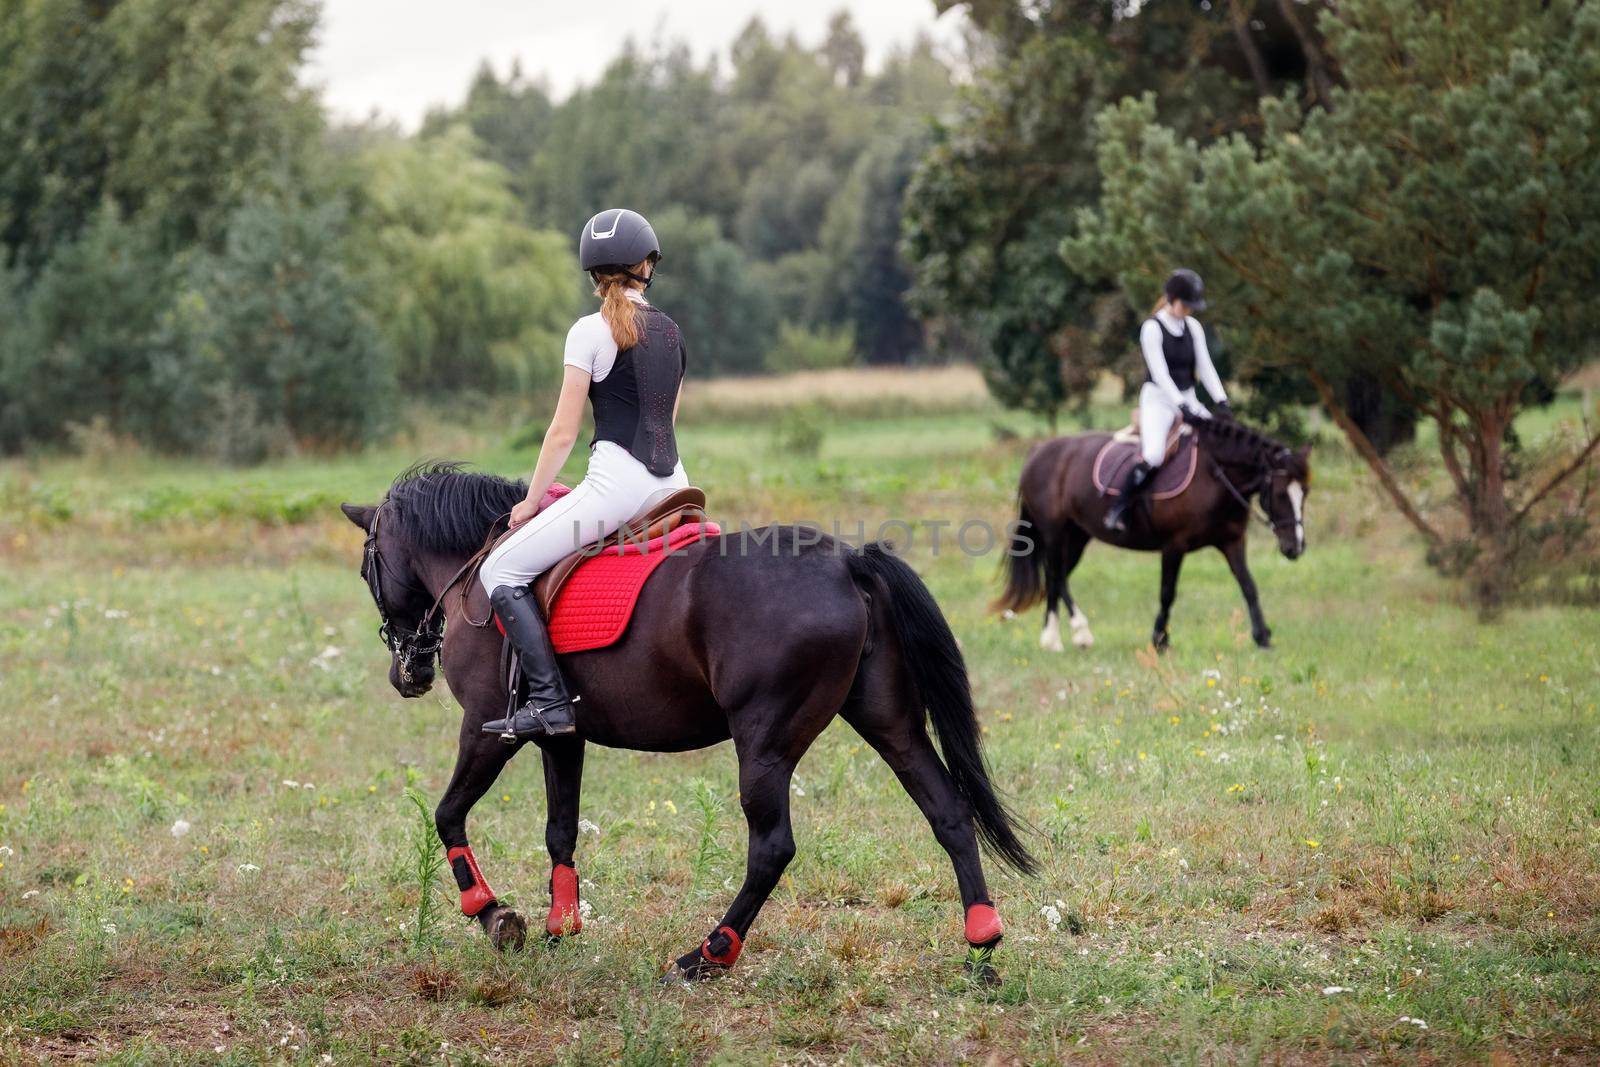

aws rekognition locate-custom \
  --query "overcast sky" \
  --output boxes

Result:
[305,1,965,130]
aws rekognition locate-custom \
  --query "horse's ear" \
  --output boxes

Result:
[1294,444,1313,480]
[340,503,376,530]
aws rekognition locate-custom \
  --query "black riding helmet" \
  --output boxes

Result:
[579,208,661,287]
[1164,268,1207,311]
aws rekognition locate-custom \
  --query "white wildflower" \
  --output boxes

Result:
[237,863,260,874]
[170,819,192,839]
[1040,903,1062,929]
[101,922,118,936]
[1397,1016,1428,1030]
[1322,986,1352,996]
[577,818,601,836]
[281,780,300,789]
[22,890,39,900]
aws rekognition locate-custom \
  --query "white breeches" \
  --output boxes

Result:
[1138,382,1205,467]
[478,441,689,592]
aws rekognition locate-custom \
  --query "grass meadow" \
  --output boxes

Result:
[1,368,1597,1064]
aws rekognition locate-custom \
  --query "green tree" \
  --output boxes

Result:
[818,125,931,364]
[149,197,393,461]
[345,125,578,395]
[650,208,776,377]
[425,16,955,368]
[0,0,322,269]
[0,208,169,449]
[1068,0,1600,608]
[903,0,1322,420]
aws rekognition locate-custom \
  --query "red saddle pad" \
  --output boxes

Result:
[1092,433,1199,501]
[547,521,721,654]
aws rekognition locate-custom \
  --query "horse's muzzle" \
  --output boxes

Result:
[391,660,436,698]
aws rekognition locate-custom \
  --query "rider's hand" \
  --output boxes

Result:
[509,497,541,529]
[1215,400,1234,420]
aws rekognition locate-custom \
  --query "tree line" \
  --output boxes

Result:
[0,2,952,462]
[1,0,1595,604]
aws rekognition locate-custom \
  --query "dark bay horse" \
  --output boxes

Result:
[998,418,1311,651]
[341,464,1034,979]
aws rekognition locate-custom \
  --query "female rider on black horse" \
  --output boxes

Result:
[1104,268,1232,532]
[478,208,689,740]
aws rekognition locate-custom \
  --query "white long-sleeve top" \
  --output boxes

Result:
[1139,308,1226,414]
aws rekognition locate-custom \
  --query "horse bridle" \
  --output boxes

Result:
[1208,449,1300,535]
[362,503,444,685]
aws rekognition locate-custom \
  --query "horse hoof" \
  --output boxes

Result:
[660,958,728,984]
[1254,632,1273,649]
[1039,631,1065,653]
[662,945,733,984]
[485,907,527,952]
[1152,631,1170,653]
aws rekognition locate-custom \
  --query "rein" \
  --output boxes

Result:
[1207,453,1297,535]
[362,505,443,685]
[361,503,512,682]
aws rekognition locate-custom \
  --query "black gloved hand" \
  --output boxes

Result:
[1215,400,1234,420]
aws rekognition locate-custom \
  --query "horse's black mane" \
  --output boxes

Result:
[384,462,526,557]
[1191,418,1296,471]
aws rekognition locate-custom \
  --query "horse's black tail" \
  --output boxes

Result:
[846,543,1038,875]
[992,494,1043,614]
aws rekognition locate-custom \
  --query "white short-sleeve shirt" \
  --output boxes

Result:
[562,289,649,383]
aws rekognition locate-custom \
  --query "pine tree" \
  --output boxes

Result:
[1069,0,1600,608]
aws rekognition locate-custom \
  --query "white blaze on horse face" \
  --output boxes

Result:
[1040,611,1065,653]
[1069,606,1095,648]
[1288,481,1305,553]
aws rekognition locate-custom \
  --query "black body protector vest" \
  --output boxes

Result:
[589,306,686,477]
[1145,317,1197,392]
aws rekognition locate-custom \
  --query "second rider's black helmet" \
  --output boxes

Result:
[1163,268,1207,311]
[579,208,661,283]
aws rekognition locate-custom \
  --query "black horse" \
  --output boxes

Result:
[341,464,1034,979]
[998,418,1311,651]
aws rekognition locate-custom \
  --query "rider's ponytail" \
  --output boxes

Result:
[593,259,651,351]
[1151,293,1169,315]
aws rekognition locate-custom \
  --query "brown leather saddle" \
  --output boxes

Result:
[1093,424,1199,501]
[522,487,707,617]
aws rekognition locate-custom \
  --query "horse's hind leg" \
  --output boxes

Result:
[1039,541,1066,652]
[1059,524,1094,648]
[1042,526,1094,650]
[668,666,853,981]
[843,699,1002,978]
[668,748,800,981]
[1152,549,1184,652]
[435,724,529,951]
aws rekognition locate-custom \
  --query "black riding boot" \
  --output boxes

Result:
[481,585,578,741]
[1104,460,1155,533]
